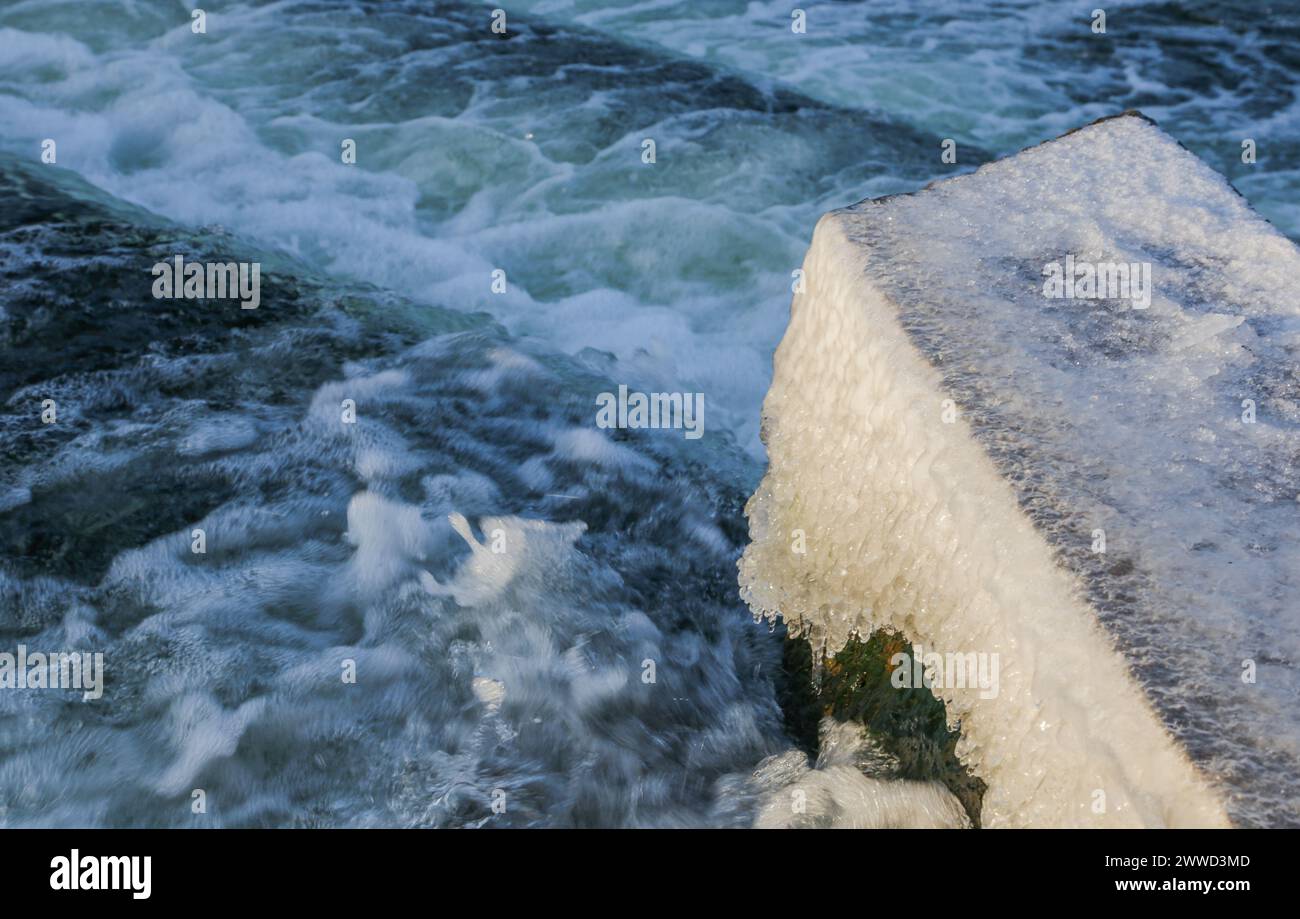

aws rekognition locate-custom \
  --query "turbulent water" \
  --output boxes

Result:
[0,0,1297,826]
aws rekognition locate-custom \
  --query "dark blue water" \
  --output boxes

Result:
[0,0,1296,826]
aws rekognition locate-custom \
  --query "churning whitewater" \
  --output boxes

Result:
[1,0,1298,827]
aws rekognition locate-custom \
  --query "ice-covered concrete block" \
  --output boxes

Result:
[740,113,1300,828]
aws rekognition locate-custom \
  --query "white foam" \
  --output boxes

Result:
[0,327,794,827]
[745,719,972,829]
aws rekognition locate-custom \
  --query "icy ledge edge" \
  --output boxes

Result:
[738,211,1229,829]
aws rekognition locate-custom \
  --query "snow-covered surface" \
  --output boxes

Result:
[740,113,1300,827]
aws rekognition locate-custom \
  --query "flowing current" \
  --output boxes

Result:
[0,0,1297,827]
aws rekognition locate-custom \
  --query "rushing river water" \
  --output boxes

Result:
[1,0,1296,826]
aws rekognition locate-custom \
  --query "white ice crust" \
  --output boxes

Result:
[740,114,1300,828]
